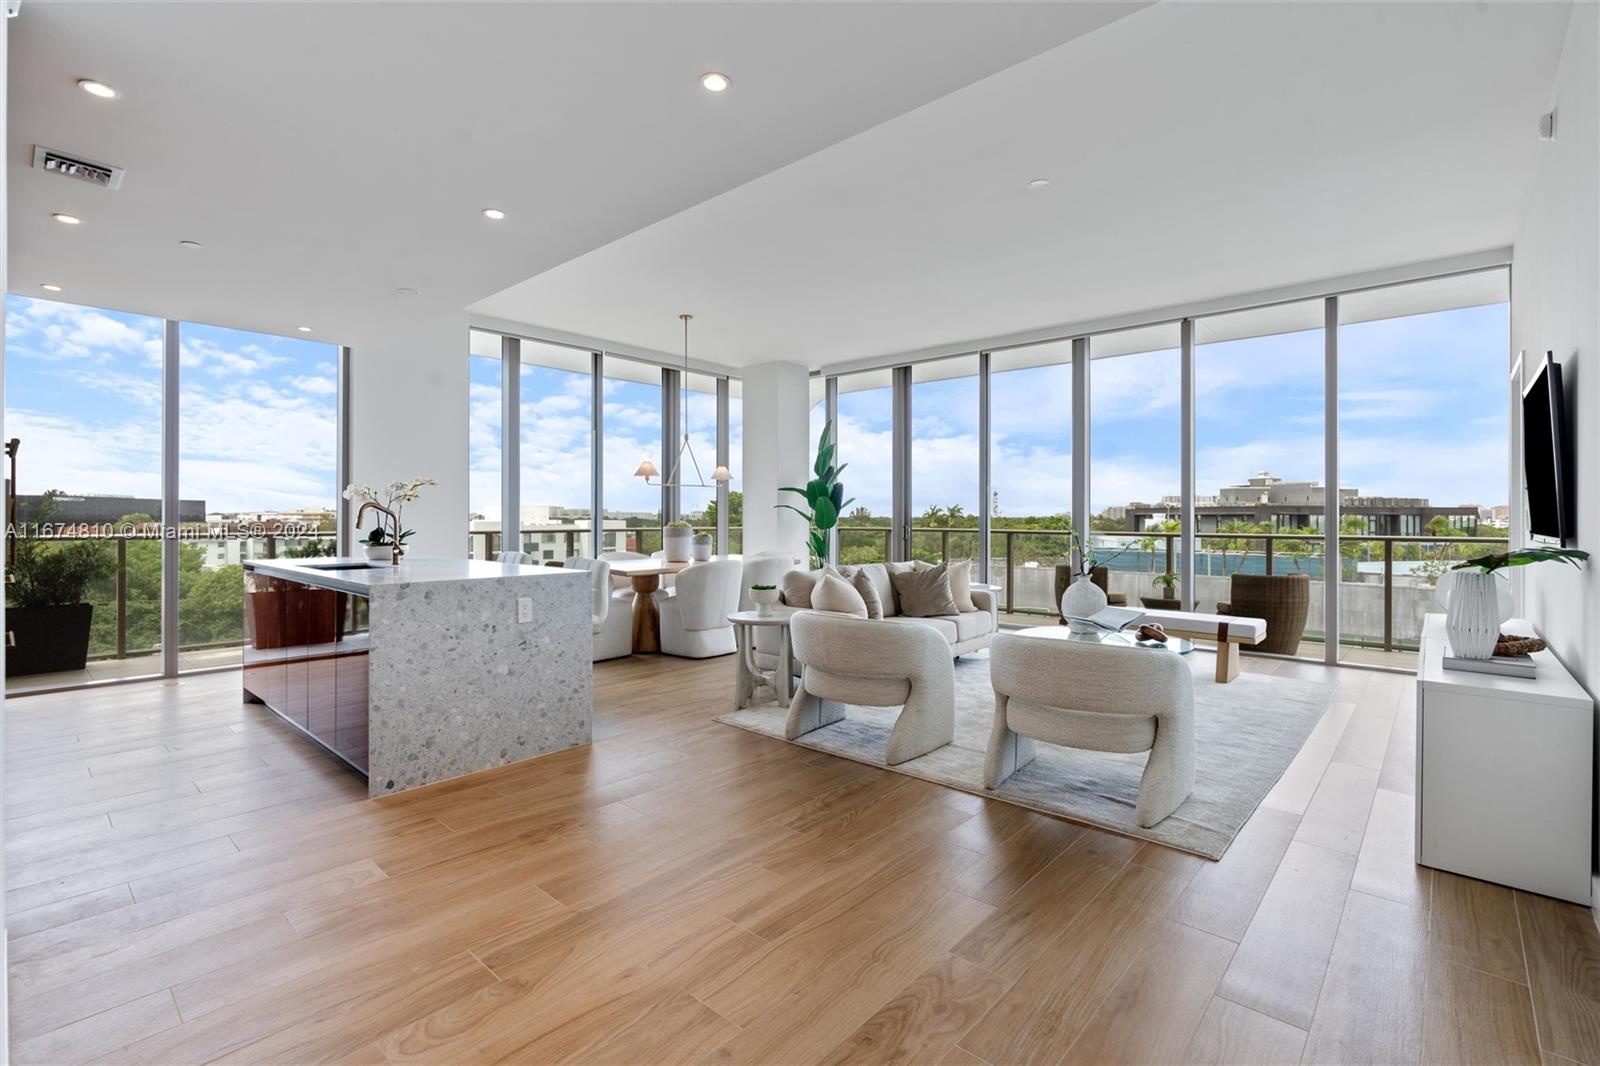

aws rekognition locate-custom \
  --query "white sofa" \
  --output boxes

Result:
[654,558,741,658]
[563,557,632,661]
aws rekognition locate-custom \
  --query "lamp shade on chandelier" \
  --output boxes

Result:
[635,314,731,488]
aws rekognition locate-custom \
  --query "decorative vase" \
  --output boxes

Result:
[1061,573,1108,634]
[751,587,781,618]
[691,534,713,562]
[363,544,391,563]
[663,527,693,563]
[1445,570,1501,659]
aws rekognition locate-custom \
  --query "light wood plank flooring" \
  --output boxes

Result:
[5,652,1597,1064]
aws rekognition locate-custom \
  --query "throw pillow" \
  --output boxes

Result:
[779,564,853,608]
[884,560,917,616]
[812,572,868,618]
[891,561,959,618]
[850,568,884,618]
[947,558,977,613]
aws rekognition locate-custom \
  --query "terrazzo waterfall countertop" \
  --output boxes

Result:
[243,556,592,798]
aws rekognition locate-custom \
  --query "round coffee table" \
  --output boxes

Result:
[1015,625,1194,655]
[728,607,798,709]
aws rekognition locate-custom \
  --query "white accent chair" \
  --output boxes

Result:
[563,557,631,661]
[599,550,647,591]
[653,558,740,658]
[498,550,537,565]
[785,610,955,765]
[985,632,1195,828]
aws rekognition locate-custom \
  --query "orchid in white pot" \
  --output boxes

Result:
[343,477,437,562]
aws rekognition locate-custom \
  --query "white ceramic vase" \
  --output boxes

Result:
[363,544,391,564]
[1445,569,1501,659]
[1061,574,1108,634]
[663,527,693,563]
[691,534,713,562]
[751,587,781,618]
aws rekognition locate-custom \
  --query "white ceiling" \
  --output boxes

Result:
[7,1,1142,347]
[471,1,1571,371]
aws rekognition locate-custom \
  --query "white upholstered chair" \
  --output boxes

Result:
[563,557,631,661]
[599,550,647,591]
[498,550,537,565]
[653,558,740,658]
[785,611,955,765]
[985,632,1195,827]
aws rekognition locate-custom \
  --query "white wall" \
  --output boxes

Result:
[1512,0,1600,912]
[740,361,812,559]
[348,312,469,559]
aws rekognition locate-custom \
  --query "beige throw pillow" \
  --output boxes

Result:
[780,564,856,608]
[884,560,917,616]
[946,558,977,613]
[891,561,959,618]
[850,569,884,619]
[812,572,868,618]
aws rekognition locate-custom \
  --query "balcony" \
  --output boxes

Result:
[467,524,742,563]
[838,524,1509,670]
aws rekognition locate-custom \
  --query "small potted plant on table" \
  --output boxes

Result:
[749,583,781,617]
[1143,571,1181,610]
[691,530,713,562]
[663,520,694,563]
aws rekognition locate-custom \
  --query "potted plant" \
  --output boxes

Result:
[663,520,694,563]
[1059,530,1132,632]
[7,536,112,677]
[1445,546,1588,658]
[749,583,781,617]
[342,477,434,562]
[1143,570,1181,610]
[361,526,393,563]
[691,530,713,562]
[778,420,854,569]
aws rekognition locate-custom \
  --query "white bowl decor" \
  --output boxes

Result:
[663,523,693,562]
[750,586,781,617]
[691,533,713,562]
[363,544,391,564]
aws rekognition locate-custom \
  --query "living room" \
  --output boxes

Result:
[3,1,1599,1063]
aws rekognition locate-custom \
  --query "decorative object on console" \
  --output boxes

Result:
[1445,546,1588,658]
[343,477,436,564]
[749,583,780,617]
[691,531,713,561]
[777,419,853,569]
[663,520,694,563]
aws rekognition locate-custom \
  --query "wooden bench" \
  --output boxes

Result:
[1139,609,1268,683]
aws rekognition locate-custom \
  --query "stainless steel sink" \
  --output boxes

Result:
[302,562,384,571]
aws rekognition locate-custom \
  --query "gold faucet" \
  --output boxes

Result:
[355,501,403,565]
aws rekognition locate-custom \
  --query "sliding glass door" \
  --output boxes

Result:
[518,340,594,562]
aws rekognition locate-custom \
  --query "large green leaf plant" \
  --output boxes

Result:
[778,420,854,569]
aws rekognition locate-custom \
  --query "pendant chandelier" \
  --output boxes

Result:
[634,313,731,488]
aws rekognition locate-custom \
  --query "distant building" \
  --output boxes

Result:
[1124,471,1481,535]
[467,504,632,560]
[15,493,206,527]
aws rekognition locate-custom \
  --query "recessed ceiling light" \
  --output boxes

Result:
[1026,178,1052,190]
[482,208,506,221]
[296,326,312,333]
[700,71,731,93]
[40,283,63,292]
[178,240,203,249]
[52,212,82,225]
[77,78,118,99]
[395,287,419,297]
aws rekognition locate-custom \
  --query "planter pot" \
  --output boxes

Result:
[750,587,782,618]
[1445,570,1502,659]
[7,603,94,677]
[663,528,693,563]
[1142,596,1182,610]
[1061,574,1108,633]
[363,545,392,563]
[691,535,713,562]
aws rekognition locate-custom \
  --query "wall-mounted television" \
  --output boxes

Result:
[1523,350,1572,545]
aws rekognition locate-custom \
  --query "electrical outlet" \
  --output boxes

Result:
[517,597,533,624]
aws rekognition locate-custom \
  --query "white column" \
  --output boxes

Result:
[348,312,470,558]
[741,361,812,559]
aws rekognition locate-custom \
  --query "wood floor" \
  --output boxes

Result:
[5,651,1598,1064]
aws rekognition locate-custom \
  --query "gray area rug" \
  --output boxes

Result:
[716,651,1335,859]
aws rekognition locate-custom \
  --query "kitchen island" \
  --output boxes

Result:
[242,556,591,797]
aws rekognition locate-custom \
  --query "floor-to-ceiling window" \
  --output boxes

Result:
[467,330,503,560]
[1194,300,1327,648]
[988,340,1073,621]
[4,296,167,691]
[1089,324,1182,609]
[603,357,664,555]
[1336,269,1510,665]
[519,340,593,562]
[678,371,722,545]
[725,378,743,553]
[910,356,980,566]
[178,321,338,671]
[834,369,894,564]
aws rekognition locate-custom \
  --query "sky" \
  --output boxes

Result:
[5,294,337,515]
[825,301,1510,520]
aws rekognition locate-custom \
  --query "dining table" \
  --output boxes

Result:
[607,555,742,654]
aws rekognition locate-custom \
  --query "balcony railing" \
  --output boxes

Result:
[467,525,742,564]
[836,524,1507,657]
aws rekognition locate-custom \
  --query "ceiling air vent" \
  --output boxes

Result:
[32,146,125,190]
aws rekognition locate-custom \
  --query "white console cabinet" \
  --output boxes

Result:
[1417,614,1593,904]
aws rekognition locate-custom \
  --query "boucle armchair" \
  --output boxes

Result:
[654,558,741,658]
[986,632,1194,827]
[786,611,955,765]
[562,557,631,661]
